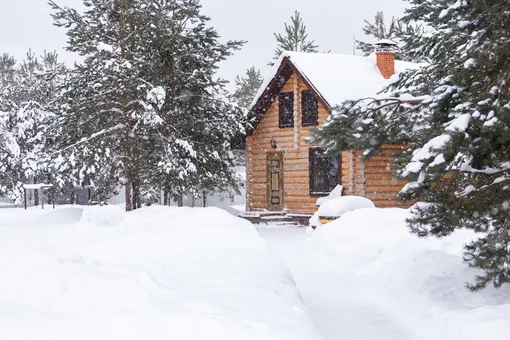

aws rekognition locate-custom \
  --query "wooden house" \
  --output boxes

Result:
[247,45,417,214]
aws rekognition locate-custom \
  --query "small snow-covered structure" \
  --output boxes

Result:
[318,196,375,220]
[310,196,375,228]
[246,50,418,215]
[22,183,55,210]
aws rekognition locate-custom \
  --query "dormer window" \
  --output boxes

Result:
[279,92,294,128]
[301,90,318,126]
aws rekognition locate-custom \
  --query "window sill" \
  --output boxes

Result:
[279,124,294,128]
[302,122,318,127]
[309,191,331,196]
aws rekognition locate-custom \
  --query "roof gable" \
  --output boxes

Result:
[250,57,329,124]
[250,52,418,128]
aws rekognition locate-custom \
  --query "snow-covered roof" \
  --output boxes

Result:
[252,51,418,111]
[22,183,53,190]
[374,39,398,46]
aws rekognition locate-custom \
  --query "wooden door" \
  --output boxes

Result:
[267,152,284,211]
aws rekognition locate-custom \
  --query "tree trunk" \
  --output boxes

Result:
[125,181,132,212]
[34,188,39,207]
[119,0,133,213]
[131,180,137,210]
[177,195,183,207]
[132,179,141,210]
[163,190,169,206]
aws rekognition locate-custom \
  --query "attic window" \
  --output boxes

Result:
[279,92,294,128]
[309,148,340,195]
[302,90,318,126]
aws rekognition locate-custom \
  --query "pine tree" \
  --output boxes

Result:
[312,0,510,290]
[0,51,66,205]
[229,66,263,169]
[356,11,397,56]
[356,11,423,61]
[272,10,318,63]
[233,67,263,113]
[49,0,245,211]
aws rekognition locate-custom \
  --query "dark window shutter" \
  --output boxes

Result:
[279,92,294,128]
[302,90,318,126]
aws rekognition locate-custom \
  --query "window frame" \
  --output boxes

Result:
[309,147,341,196]
[278,91,294,128]
[301,90,318,126]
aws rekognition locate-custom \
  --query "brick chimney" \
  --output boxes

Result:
[374,40,398,79]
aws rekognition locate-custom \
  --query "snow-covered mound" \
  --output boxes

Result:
[312,208,510,340]
[317,196,375,217]
[0,206,320,340]
[79,204,124,227]
[0,205,84,227]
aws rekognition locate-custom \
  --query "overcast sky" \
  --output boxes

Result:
[0,0,406,87]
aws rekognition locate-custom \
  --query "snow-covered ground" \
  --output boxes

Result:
[0,205,321,340]
[309,208,510,340]
[259,227,424,340]
[3,204,509,340]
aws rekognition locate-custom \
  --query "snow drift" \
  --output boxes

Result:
[0,205,321,340]
[312,208,510,340]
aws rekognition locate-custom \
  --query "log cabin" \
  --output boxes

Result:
[246,43,418,215]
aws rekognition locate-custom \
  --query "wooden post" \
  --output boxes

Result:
[34,188,39,208]
[24,188,27,210]
[53,187,55,209]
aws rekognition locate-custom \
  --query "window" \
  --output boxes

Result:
[309,148,340,195]
[279,92,294,128]
[301,90,318,126]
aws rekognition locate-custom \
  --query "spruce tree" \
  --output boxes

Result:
[272,10,318,63]
[312,0,510,290]
[49,0,244,211]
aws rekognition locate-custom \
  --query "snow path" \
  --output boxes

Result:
[257,227,423,340]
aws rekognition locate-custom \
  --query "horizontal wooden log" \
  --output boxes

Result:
[364,173,402,180]
[365,194,400,200]
[285,196,321,204]
[364,186,404,194]
[285,202,317,213]
[284,189,313,196]
[373,201,411,208]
